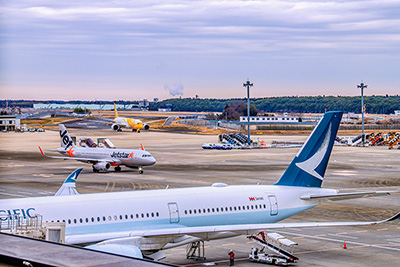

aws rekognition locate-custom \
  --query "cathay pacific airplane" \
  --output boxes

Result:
[3,112,399,260]
[39,124,156,173]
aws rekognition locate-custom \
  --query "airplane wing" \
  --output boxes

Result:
[66,211,400,245]
[163,116,178,126]
[143,118,170,124]
[54,168,82,196]
[300,190,397,201]
[38,146,119,164]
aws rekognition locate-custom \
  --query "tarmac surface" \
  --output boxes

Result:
[0,128,399,266]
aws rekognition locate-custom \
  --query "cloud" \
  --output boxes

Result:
[164,83,184,97]
[1,0,400,99]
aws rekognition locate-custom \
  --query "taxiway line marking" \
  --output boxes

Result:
[328,233,358,240]
[170,248,185,252]
[182,257,249,266]
[222,243,235,247]
[277,230,400,252]
[295,247,345,254]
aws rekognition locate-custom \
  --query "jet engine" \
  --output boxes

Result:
[92,162,111,172]
[143,123,150,130]
[111,124,121,131]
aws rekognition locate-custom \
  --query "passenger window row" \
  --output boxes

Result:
[184,204,267,215]
[46,211,160,225]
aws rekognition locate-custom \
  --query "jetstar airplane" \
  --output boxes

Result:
[39,124,156,173]
[4,112,399,260]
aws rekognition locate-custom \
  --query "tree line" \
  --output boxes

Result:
[149,95,400,114]
[2,95,399,114]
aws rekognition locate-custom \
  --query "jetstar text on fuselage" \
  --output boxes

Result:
[110,151,134,159]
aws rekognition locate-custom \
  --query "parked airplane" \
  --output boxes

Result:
[3,112,399,260]
[39,124,156,173]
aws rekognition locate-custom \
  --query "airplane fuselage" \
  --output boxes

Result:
[0,184,337,247]
[113,117,146,131]
[56,147,156,168]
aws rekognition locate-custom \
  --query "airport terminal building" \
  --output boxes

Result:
[33,101,149,111]
[0,115,20,131]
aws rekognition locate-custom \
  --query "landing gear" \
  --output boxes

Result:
[139,166,143,174]
[132,129,137,132]
[115,166,121,172]
[92,168,99,173]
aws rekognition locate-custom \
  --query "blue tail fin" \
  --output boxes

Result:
[275,111,343,188]
[54,168,82,196]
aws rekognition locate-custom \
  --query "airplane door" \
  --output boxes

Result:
[268,195,278,216]
[168,202,180,223]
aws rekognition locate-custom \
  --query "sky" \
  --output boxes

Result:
[1,0,399,101]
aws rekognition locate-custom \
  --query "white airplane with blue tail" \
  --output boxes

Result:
[1,111,399,260]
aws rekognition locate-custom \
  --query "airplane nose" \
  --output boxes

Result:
[148,157,156,165]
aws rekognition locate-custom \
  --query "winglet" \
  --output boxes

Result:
[164,116,177,126]
[54,168,82,196]
[38,146,45,156]
[386,211,400,222]
[64,168,83,184]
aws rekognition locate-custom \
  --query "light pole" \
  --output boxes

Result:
[243,80,253,145]
[357,82,367,146]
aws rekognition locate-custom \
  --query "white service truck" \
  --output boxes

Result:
[249,247,290,266]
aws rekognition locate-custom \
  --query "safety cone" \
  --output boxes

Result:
[343,241,347,249]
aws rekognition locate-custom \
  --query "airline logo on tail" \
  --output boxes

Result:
[275,111,343,188]
[65,168,82,183]
[59,124,76,151]
[295,123,332,181]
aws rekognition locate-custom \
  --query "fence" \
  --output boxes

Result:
[256,124,400,131]
[180,119,400,132]
[180,119,243,130]
[0,214,43,232]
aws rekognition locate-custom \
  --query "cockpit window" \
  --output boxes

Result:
[142,154,152,157]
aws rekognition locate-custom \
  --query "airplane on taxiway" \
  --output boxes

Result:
[39,124,156,173]
[3,111,399,260]
[111,103,154,132]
